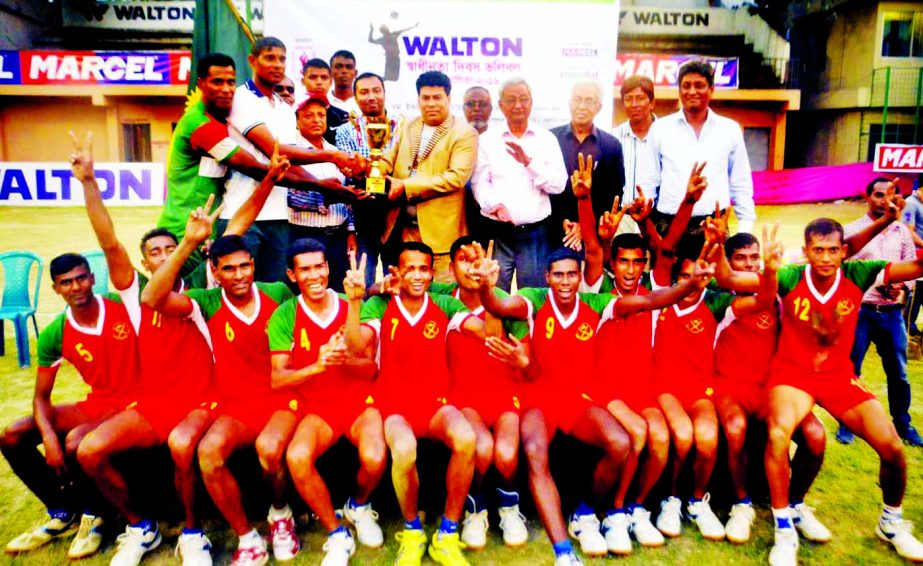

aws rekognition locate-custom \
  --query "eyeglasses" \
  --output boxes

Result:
[274,85,295,94]
[464,101,490,109]
[571,97,600,107]
[501,96,531,107]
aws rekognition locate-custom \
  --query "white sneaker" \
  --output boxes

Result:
[5,511,77,553]
[341,501,384,548]
[768,528,799,566]
[229,541,269,566]
[877,519,923,562]
[553,552,584,566]
[461,509,488,550]
[175,531,213,566]
[792,503,831,543]
[268,506,300,560]
[68,514,104,559]
[601,512,632,555]
[687,494,726,541]
[656,496,683,538]
[110,522,162,566]
[498,504,529,547]
[726,502,756,544]
[567,512,607,557]
[320,529,356,566]
[629,506,664,547]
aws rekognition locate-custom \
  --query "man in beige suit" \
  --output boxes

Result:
[382,71,478,282]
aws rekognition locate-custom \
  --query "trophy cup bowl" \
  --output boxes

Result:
[365,122,391,195]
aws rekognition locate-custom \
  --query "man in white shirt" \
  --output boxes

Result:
[471,78,567,291]
[612,75,657,235]
[328,50,361,116]
[222,37,365,283]
[638,60,755,236]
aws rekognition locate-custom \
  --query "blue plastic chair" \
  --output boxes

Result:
[82,250,110,295]
[0,251,43,368]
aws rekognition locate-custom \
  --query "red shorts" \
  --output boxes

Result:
[76,392,129,422]
[595,376,657,414]
[373,390,447,437]
[654,376,715,412]
[523,386,595,435]
[301,387,375,440]
[130,394,214,441]
[220,393,299,434]
[766,366,876,420]
[451,385,521,427]
[715,379,766,418]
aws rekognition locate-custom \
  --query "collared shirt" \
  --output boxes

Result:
[288,136,353,230]
[638,108,755,234]
[845,213,916,305]
[471,121,567,225]
[223,79,297,221]
[902,192,923,243]
[549,123,625,239]
[328,90,360,115]
[333,113,402,158]
[612,116,656,204]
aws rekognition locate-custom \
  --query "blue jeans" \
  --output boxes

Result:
[850,306,913,432]
[215,218,289,283]
[482,218,551,292]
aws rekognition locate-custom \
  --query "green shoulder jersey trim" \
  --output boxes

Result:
[428,281,459,295]
[430,293,469,318]
[578,292,615,315]
[37,313,67,368]
[776,265,807,297]
[360,296,388,322]
[517,287,548,315]
[185,287,223,320]
[704,289,735,322]
[256,281,294,305]
[842,260,888,292]
[267,297,298,352]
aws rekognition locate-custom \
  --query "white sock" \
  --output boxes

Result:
[772,507,794,530]
[882,504,903,523]
[239,529,262,548]
[268,505,291,521]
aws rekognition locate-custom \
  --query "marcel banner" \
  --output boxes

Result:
[265,0,620,130]
[615,54,739,89]
[0,163,165,207]
[0,50,191,86]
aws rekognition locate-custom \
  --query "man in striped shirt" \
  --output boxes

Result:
[289,94,357,292]
[612,75,656,235]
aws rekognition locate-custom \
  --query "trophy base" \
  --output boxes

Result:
[366,176,387,195]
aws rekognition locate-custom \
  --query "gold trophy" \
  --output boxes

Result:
[349,112,393,195]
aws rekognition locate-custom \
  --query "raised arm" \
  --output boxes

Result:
[224,142,290,236]
[140,195,222,316]
[729,224,783,316]
[615,259,715,317]
[463,242,531,319]
[845,186,905,257]
[662,162,708,256]
[344,253,376,355]
[572,153,610,286]
[69,132,135,290]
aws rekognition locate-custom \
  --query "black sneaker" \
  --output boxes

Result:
[901,426,923,447]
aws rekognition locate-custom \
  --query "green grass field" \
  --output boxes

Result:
[0,203,922,565]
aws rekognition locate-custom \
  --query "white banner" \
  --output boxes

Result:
[0,163,165,207]
[618,7,735,36]
[61,0,264,34]
[266,0,619,130]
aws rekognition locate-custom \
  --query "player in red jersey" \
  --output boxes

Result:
[142,164,314,565]
[469,241,712,565]
[571,154,672,552]
[266,240,386,565]
[345,242,483,566]
[1,253,139,559]
[715,215,923,565]
[74,135,290,565]
[424,236,530,550]
[712,232,827,545]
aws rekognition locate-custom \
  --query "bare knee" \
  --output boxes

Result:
[800,418,826,456]
[447,421,476,459]
[672,421,694,457]
[256,434,287,474]
[605,427,631,460]
[494,438,518,477]
[767,421,794,455]
[359,437,388,477]
[389,434,417,472]
[648,422,670,462]
[522,437,549,475]
[695,423,719,459]
[724,414,747,451]
[0,419,31,450]
[168,428,199,471]
[878,432,906,468]
[627,420,648,454]
[76,431,107,473]
[197,435,229,476]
